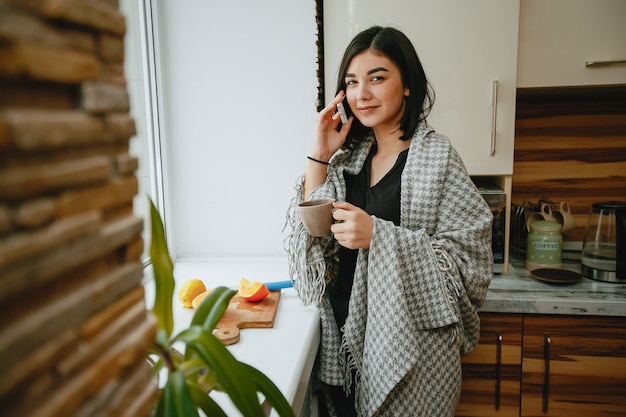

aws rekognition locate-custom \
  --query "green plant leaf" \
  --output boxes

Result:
[242,363,296,417]
[187,382,228,417]
[161,373,177,416]
[153,390,165,417]
[147,353,163,376]
[182,286,236,363]
[197,367,220,393]
[178,356,220,392]
[154,328,170,350]
[149,198,175,338]
[177,326,266,417]
[179,357,206,377]
[164,369,199,417]
[190,286,237,332]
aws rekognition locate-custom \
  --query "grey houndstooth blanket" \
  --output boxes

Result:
[285,124,493,416]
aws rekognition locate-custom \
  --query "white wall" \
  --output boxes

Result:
[156,1,318,259]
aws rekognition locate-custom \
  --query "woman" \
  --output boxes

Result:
[285,26,493,417]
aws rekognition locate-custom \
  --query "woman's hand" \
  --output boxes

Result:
[310,91,354,161]
[331,202,373,249]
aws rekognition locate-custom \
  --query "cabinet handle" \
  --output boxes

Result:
[490,80,498,156]
[585,59,626,67]
[543,335,551,413]
[495,333,502,410]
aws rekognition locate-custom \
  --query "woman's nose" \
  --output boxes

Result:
[356,84,370,101]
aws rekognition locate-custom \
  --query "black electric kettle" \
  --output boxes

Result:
[581,201,626,282]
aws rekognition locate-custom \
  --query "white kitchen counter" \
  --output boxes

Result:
[143,257,320,417]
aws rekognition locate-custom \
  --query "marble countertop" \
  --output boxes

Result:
[484,261,626,317]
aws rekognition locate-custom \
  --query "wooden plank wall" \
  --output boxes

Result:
[512,85,626,244]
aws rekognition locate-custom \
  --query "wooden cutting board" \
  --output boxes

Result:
[214,291,280,345]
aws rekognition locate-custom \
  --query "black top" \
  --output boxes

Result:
[334,145,409,299]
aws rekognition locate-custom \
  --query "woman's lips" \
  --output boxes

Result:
[357,105,378,114]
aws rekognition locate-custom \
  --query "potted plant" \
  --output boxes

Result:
[147,198,295,417]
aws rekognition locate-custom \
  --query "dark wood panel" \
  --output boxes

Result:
[513,149,626,163]
[456,314,523,416]
[514,135,626,151]
[513,176,626,198]
[514,161,626,177]
[512,85,626,247]
[516,85,626,118]
[516,113,626,129]
[521,315,626,417]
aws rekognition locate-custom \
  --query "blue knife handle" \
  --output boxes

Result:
[264,280,293,291]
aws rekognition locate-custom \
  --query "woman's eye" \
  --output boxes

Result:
[371,76,383,82]
[345,80,356,86]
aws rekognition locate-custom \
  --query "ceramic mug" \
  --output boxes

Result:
[526,202,558,231]
[298,198,335,237]
[552,201,576,234]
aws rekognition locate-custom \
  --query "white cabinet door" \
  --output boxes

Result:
[517,0,626,88]
[323,0,520,175]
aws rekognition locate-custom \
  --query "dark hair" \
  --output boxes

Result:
[335,26,434,142]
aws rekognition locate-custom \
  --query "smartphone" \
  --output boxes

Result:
[336,101,349,124]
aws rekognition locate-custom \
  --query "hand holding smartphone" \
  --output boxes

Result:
[336,101,349,124]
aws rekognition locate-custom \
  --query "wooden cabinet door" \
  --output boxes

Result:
[521,315,626,417]
[456,313,523,417]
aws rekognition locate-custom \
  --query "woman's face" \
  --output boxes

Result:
[344,49,408,134]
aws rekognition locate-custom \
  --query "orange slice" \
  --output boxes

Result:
[238,278,270,302]
[191,289,213,309]
[178,279,207,308]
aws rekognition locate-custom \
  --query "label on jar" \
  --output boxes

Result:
[527,235,562,268]
[533,241,560,250]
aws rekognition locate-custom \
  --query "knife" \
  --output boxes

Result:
[264,280,293,291]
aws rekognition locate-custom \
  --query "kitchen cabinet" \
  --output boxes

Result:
[517,0,626,88]
[456,313,626,417]
[456,313,523,416]
[521,315,626,417]
[323,0,520,176]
